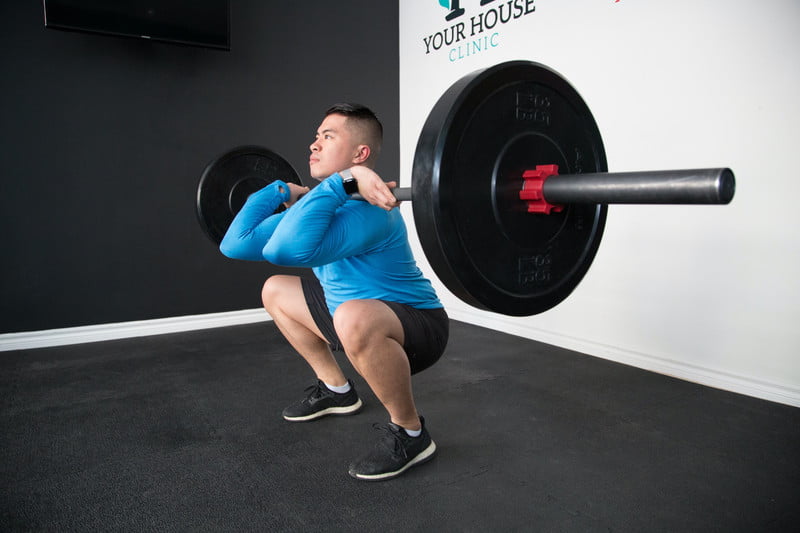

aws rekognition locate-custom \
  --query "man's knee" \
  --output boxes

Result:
[334,300,399,354]
[261,276,279,310]
[261,275,297,312]
[333,301,369,350]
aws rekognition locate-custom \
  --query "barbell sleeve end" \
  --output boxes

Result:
[541,167,736,206]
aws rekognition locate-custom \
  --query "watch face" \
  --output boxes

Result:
[344,178,358,195]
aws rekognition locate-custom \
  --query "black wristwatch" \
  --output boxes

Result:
[341,169,358,195]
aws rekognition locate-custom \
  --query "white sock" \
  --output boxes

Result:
[324,381,351,394]
[404,427,422,438]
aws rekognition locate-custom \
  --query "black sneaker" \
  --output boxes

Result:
[348,417,436,481]
[282,380,363,422]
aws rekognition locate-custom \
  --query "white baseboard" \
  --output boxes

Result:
[447,307,800,409]
[0,309,271,352]
[3,306,798,409]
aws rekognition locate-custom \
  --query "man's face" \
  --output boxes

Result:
[308,113,360,180]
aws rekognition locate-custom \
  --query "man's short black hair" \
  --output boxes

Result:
[325,103,382,132]
[325,103,383,164]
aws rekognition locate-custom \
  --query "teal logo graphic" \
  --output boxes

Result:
[438,0,465,21]
[438,0,498,21]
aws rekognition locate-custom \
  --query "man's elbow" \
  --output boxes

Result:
[219,235,241,259]
[219,236,262,261]
[262,243,316,267]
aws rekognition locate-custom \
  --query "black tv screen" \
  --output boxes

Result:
[43,0,230,50]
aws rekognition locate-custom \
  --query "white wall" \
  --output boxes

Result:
[399,0,800,406]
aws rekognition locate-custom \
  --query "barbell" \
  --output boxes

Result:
[197,60,735,316]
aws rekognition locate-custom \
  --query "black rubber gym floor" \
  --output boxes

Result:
[2,320,798,531]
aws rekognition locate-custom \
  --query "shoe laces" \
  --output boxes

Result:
[372,423,409,460]
[303,381,330,402]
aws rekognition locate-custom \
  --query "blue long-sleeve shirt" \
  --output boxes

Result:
[219,172,442,315]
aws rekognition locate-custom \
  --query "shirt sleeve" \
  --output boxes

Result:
[219,180,290,261]
[262,173,393,268]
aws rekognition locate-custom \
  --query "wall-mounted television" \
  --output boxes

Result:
[43,0,230,50]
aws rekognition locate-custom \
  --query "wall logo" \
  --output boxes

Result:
[424,0,537,62]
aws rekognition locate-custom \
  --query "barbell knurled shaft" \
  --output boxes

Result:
[352,187,412,202]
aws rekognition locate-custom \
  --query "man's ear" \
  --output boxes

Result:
[352,145,371,165]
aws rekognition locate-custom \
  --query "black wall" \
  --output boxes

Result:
[0,1,399,334]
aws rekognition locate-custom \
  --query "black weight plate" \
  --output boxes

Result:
[412,61,608,316]
[196,145,302,245]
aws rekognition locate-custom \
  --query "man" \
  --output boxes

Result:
[220,103,448,481]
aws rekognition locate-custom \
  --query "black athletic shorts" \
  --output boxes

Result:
[301,276,449,375]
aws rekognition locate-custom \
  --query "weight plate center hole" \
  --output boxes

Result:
[492,132,570,248]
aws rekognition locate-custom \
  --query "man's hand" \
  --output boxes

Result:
[282,182,310,208]
[349,165,400,211]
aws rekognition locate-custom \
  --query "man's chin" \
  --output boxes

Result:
[308,168,328,181]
